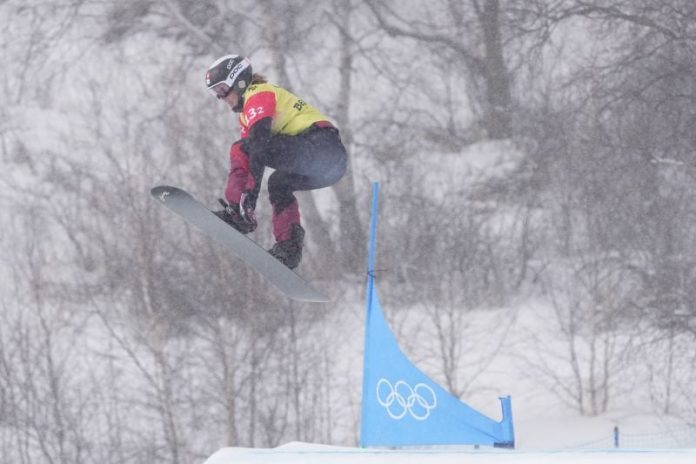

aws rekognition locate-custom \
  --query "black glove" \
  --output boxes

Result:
[239,191,257,223]
[214,198,257,234]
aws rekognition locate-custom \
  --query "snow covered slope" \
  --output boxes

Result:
[203,442,696,464]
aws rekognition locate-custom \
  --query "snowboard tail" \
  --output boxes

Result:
[151,185,329,303]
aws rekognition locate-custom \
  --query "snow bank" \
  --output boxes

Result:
[203,442,696,464]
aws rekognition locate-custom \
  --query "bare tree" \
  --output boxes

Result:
[523,238,642,415]
[365,0,513,139]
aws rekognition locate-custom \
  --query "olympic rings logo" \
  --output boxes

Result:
[376,378,437,421]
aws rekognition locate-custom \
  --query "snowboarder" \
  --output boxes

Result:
[205,55,347,269]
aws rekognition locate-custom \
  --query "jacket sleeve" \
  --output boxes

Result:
[240,89,276,199]
[224,139,253,204]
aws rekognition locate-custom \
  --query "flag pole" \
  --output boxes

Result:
[360,181,380,447]
[367,181,380,297]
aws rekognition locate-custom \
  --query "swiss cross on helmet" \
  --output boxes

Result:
[205,55,253,99]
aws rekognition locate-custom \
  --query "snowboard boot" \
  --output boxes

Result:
[268,223,305,269]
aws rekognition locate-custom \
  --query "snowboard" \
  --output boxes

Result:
[151,185,329,303]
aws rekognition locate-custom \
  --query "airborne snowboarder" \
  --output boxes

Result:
[205,54,347,269]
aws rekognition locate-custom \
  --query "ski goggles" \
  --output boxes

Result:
[209,82,232,99]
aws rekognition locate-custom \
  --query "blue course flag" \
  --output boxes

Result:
[359,182,514,448]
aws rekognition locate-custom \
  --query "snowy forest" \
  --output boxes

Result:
[2,0,696,462]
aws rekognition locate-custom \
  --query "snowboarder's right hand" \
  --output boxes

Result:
[239,191,257,224]
[214,198,257,234]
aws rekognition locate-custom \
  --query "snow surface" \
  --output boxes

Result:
[203,442,696,464]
